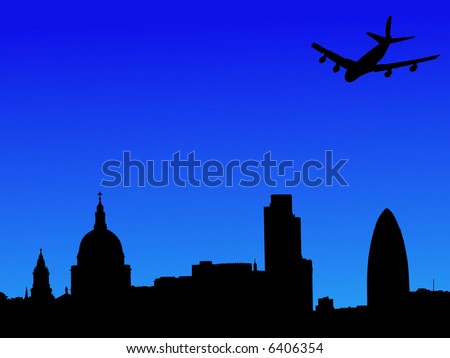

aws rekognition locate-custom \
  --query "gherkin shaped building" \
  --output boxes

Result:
[367,208,410,309]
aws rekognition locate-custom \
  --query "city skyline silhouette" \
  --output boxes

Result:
[1,192,450,338]
[0,2,448,329]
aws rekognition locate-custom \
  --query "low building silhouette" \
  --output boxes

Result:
[316,296,334,314]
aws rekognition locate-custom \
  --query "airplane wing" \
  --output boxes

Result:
[373,54,440,71]
[311,42,355,69]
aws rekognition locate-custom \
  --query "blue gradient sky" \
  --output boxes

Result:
[0,1,448,309]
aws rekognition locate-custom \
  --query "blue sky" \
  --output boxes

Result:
[0,1,448,309]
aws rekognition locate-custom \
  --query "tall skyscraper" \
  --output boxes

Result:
[367,208,410,309]
[264,194,302,273]
[264,194,313,311]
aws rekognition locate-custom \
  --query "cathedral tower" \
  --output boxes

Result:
[71,193,131,303]
[30,249,54,303]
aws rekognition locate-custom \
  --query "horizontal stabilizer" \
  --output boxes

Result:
[367,32,386,43]
[389,36,415,43]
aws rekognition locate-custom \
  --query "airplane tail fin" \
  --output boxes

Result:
[385,15,392,38]
[367,16,414,44]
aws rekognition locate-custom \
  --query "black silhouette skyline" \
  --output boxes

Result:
[0,7,447,332]
[1,192,450,338]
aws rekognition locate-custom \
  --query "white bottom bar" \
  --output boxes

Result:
[0,338,448,358]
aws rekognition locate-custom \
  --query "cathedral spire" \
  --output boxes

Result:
[37,248,44,265]
[94,192,107,230]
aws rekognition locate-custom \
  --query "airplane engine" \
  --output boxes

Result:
[319,55,326,63]
[333,64,340,73]
[384,69,392,78]
[409,63,418,72]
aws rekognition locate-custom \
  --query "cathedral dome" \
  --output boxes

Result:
[78,229,125,266]
[76,192,125,267]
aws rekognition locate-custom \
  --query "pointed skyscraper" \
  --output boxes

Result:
[367,208,410,309]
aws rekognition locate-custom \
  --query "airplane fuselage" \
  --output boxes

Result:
[345,43,389,82]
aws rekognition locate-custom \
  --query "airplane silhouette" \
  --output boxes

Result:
[312,16,440,82]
